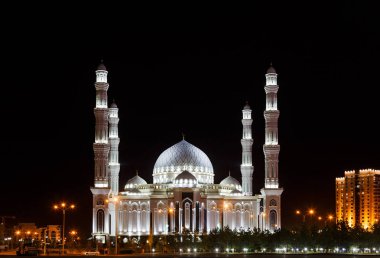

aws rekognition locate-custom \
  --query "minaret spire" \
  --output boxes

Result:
[93,61,110,187]
[261,63,283,231]
[263,64,279,187]
[108,98,120,195]
[91,61,111,236]
[240,101,254,196]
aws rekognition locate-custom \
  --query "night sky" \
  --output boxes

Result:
[1,3,378,237]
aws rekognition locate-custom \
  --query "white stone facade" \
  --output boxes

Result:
[90,63,283,240]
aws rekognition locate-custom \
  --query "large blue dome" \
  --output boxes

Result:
[153,140,214,184]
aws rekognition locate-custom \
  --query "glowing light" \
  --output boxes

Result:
[96,71,108,83]
[95,183,108,187]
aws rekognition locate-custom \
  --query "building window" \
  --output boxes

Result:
[97,209,105,233]
[269,210,277,229]
[51,231,56,241]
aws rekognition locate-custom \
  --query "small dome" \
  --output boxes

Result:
[175,170,196,181]
[220,175,240,186]
[97,62,107,71]
[110,102,117,108]
[220,175,242,189]
[124,175,147,189]
[174,170,197,186]
[267,64,276,74]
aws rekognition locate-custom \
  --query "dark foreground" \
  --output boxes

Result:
[1,251,380,258]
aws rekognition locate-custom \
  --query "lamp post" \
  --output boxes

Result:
[168,208,175,234]
[261,212,266,231]
[15,230,20,246]
[54,202,75,255]
[69,230,77,249]
[295,209,315,223]
[39,227,47,255]
[148,211,153,253]
[114,198,119,255]
[325,214,334,227]
[44,228,47,255]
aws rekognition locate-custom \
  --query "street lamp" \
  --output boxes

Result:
[69,230,77,249]
[39,227,48,255]
[15,230,20,243]
[168,208,174,233]
[325,214,334,226]
[295,209,315,223]
[53,202,75,255]
[262,212,266,231]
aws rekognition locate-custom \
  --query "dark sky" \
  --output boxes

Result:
[1,3,378,237]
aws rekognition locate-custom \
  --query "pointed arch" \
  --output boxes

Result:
[269,210,277,230]
[97,209,105,233]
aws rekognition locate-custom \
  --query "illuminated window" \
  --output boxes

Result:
[269,210,277,229]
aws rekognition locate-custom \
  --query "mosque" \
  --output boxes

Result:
[90,62,283,242]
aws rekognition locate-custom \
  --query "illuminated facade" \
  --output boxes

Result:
[13,224,61,244]
[336,169,380,229]
[90,62,284,241]
[261,64,283,229]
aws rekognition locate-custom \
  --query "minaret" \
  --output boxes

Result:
[260,63,283,231]
[90,61,111,236]
[108,100,120,195]
[93,61,110,188]
[240,101,254,196]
